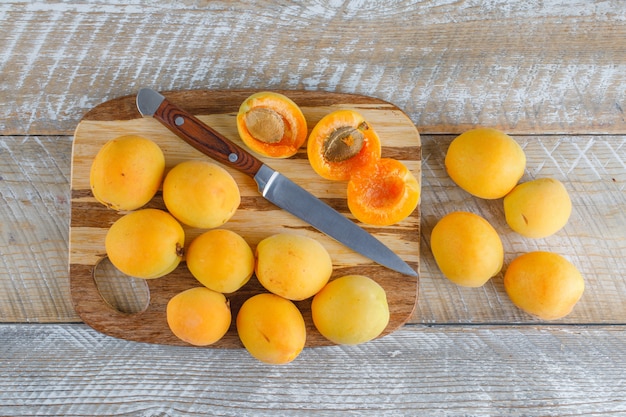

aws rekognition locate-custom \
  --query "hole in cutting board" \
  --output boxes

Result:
[93,257,150,314]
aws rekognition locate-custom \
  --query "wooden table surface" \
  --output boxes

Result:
[1,1,625,415]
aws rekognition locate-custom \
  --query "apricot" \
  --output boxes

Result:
[236,293,306,364]
[445,128,526,199]
[347,158,420,226]
[307,109,382,181]
[430,211,503,287]
[105,208,184,279]
[162,160,240,229]
[312,275,389,345]
[255,233,332,301]
[90,135,165,210]
[504,251,584,320]
[504,178,572,238]
[166,287,231,346]
[185,229,254,293]
[236,92,307,158]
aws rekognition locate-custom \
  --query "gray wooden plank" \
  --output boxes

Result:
[1,323,625,416]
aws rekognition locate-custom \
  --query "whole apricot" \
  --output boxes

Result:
[236,293,306,364]
[166,287,231,346]
[105,208,184,279]
[445,128,526,199]
[430,211,503,287]
[255,233,332,301]
[312,275,389,345]
[90,135,165,210]
[504,178,572,238]
[163,160,240,229]
[504,251,584,320]
[186,229,254,293]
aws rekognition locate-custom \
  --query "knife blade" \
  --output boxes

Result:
[136,88,417,277]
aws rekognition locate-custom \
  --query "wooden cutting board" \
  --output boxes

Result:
[69,89,421,348]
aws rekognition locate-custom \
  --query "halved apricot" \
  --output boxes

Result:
[347,158,420,226]
[236,92,307,158]
[307,110,381,181]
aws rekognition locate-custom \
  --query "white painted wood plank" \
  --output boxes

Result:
[1,323,625,416]
[1,1,624,135]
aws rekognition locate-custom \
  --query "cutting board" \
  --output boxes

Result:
[69,89,421,348]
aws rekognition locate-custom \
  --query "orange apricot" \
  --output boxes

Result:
[90,135,165,210]
[312,275,389,345]
[445,128,526,199]
[236,293,306,364]
[430,211,503,287]
[236,92,307,158]
[105,208,184,279]
[185,229,254,293]
[504,251,584,320]
[255,233,333,301]
[307,109,381,181]
[166,287,231,346]
[162,160,240,229]
[347,158,420,226]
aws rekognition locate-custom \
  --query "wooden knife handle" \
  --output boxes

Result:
[154,98,263,177]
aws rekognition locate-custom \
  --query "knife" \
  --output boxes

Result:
[136,88,417,277]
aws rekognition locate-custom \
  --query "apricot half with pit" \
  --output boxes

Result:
[105,208,184,279]
[90,135,165,210]
[504,178,572,238]
[504,251,584,320]
[255,233,332,301]
[185,229,254,293]
[236,293,306,364]
[307,109,382,181]
[430,211,504,287]
[236,92,308,158]
[445,128,526,199]
[312,275,389,345]
[163,160,240,229]
[166,287,231,346]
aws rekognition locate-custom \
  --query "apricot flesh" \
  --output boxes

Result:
[236,293,306,364]
[163,160,240,229]
[185,229,254,293]
[504,251,584,320]
[312,275,389,345]
[430,211,503,287]
[166,287,231,346]
[347,158,420,226]
[105,208,184,279]
[445,128,526,199]
[255,233,333,301]
[90,135,165,210]
[504,178,572,238]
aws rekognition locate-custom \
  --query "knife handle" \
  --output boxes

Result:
[154,98,263,177]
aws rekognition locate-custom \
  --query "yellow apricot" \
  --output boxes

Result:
[163,160,240,229]
[255,233,333,301]
[312,275,389,345]
[105,208,184,279]
[90,135,165,210]
[430,211,503,287]
[236,293,306,364]
[185,229,254,293]
[166,287,231,346]
[445,128,526,199]
[504,251,584,320]
[504,178,572,238]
